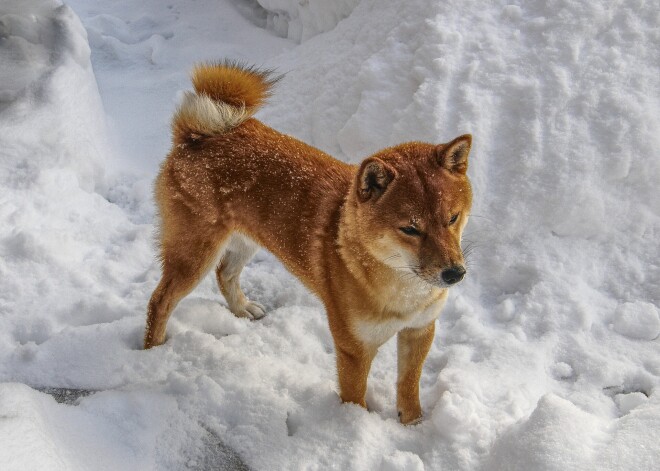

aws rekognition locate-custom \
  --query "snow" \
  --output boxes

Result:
[0,0,106,191]
[1,0,659,469]
[614,391,648,415]
[613,302,660,340]
[250,0,359,42]
[380,450,425,471]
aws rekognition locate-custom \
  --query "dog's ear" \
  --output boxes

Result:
[436,134,471,174]
[357,157,396,202]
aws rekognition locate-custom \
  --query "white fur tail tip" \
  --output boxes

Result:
[171,91,250,145]
[170,61,279,146]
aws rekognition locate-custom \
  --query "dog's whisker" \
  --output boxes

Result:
[383,253,402,262]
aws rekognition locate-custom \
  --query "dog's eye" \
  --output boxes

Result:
[449,213,460,225]
[399,226,421,236]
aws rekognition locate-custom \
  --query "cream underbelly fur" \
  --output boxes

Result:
[216,233,266,321]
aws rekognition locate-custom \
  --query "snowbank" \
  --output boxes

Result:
[0,0,147,348]
[1,0,659,469]
[0,0,106,191]
[0,3,155,464]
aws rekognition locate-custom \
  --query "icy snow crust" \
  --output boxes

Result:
[1,0,659,469]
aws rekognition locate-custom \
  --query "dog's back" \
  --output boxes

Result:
[165,63,353,275]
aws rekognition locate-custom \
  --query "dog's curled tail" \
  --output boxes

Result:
[172,61,279,145]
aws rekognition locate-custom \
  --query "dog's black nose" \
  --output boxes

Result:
[441,266,466,285]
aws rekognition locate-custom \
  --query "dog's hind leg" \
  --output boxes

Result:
[144,221,229,349]
[215,233,265,320]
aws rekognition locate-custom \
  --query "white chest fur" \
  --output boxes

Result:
[353,291,447,347]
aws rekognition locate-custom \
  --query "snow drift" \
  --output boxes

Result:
[0,0,106,190]
[0,2,158,467]
[0,0,658,469]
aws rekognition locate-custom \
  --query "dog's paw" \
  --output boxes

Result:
[398,410,423,426]
[246,301,266,319]
[233,301,266,320]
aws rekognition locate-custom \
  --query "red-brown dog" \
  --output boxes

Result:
[144,61,473,424]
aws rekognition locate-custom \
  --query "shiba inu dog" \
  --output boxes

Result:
[144,61,473,424]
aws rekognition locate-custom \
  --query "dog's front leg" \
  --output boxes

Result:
[334,340,377,409]
[396,322,435,424]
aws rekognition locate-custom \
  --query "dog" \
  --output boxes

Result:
[144,61,473,425]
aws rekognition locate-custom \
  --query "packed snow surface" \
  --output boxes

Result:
[1,0,658,469]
